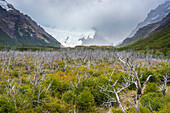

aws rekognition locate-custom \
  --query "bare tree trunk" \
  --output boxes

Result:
[76,72,80,84]
[115,52,152,113]
[160,72,169,96]
[134,75,152,113]
[112,86,127,113]
[135,100,140,113]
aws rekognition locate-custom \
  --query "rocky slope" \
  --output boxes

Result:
[129,1,170,38]
[127,24,170,51]
[120,13,170,47]
[120,1,170,47]
[0,0,61,47]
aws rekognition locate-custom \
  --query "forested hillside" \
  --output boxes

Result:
[129,25,170,49]
[121,25,170,56]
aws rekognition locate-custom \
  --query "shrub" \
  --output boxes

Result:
[140,93,165,111]
[158,102,170,113]
[140,70,154,84]
[75,77,110,106]
[145,82,159,94]
[42,98,69,113]
[0,98,15,113]
[62,90,76,104]
[112,107,123,113]
[77,87,95,111]
[128,106,151,113]
[10,71,19,77]
[49,78,70,97]
[139,106,151,113]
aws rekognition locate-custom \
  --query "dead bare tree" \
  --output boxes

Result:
[5,77,29,112]
[114,51,153,113]
[28,72,52,106]
[100,71,130,113]
[159,72,170,95]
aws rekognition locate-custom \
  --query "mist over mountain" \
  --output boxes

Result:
[120,1,170,47]
[81,28,112,46]
[6,0,168,47]
[128,0,170,38]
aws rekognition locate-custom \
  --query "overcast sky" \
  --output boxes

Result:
[7,0,168,45]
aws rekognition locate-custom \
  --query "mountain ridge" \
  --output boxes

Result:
[128,0,170,38]
[119,13,170,47]
[125,24,170,53]
[119,1,170,47]
[120,14,170,54]
[0,0,61,47]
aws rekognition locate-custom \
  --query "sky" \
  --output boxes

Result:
[7,0,168,46]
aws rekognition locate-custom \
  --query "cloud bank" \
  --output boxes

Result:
[7,0,168,45]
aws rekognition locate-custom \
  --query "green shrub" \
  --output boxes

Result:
[145,82,159,94]
[77,87,95,111]
[128,108,136,113]
[11,71,19,77]
[140,106,151,113]
[62,90,76,104]
[158,102,170,113]
[112,107,123,113]
[0,98,15,113]
[140,70,153,84]
[75,77,110,106]
[128,106,151,113]
[42,98,69,113]
[49,78,70,97]
[140,93,165,111]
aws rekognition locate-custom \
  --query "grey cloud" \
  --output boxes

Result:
[6,0,168,45]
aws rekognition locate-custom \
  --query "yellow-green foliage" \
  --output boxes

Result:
[112,107,123,113]
[0,50,169,113]
[77,87,95,111]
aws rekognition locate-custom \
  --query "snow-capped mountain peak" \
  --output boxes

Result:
[0,0,12,11]
[128,1,170,37]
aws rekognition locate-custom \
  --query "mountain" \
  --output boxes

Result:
[127,25,170,51]
[120,12,170,47]
[0,0,61,47]
[129,1,170,37]
[123,14,170,51]
[120,1,170,46]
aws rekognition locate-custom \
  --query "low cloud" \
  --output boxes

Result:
[7,0,168,45]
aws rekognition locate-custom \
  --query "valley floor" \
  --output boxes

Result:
[0,48,169,113]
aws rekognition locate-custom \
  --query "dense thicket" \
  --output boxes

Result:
[0,48,169,113]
